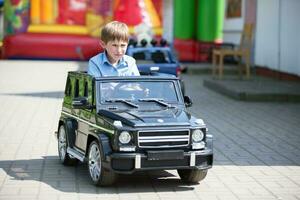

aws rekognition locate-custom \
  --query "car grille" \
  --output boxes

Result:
[138,130,190,148]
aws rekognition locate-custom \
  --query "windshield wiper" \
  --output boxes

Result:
[138,98,173,108]
[105,99,139,108]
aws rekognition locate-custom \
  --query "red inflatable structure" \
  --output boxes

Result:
[3,33,102,60]
[2,0,162,60]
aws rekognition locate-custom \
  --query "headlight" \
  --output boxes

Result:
[192,129,204,142]
[119,131,131,144]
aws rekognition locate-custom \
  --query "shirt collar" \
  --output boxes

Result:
[102,51,126,67]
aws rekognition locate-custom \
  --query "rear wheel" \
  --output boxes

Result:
[58,125,77,165]
[88,141,117,186]
[177,169,207,183]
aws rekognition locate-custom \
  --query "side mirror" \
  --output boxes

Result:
[72,97,94,109]
[184,96,193,107]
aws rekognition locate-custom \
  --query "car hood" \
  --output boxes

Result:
[98,108,191,127]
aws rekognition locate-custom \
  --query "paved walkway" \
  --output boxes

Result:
[186,63,300,102]
[0,60,300,200]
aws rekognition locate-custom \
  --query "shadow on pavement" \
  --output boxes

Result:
[0,156,196,194]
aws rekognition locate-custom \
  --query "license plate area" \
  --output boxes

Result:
[147,150,184,161]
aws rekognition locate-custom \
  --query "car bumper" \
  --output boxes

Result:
[107,149,213,174]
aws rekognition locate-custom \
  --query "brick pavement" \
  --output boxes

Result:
[0,60,300,200]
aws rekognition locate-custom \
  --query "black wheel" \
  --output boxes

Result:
[57,125,78,165]
[88,141,117,186]
[177,169,207,183]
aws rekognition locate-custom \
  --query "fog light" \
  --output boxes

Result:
[120,146,136,152]
[192,141,205,149]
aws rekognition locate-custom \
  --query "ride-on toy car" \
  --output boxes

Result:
[56,71,213,186]
[126,39,183,77]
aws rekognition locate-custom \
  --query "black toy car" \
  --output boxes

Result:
[56,71,213,186]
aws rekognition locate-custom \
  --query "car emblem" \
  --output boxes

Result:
[157,119,164,123]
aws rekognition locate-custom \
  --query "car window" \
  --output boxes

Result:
[132,52,146,60]
[130,49,170,64]
[84,81,88,97]
[74,79,79,98]
[99,81,178,103]
[151,51,168,63]
[65,77,71,96]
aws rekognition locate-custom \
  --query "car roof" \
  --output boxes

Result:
[68,71,178,81]
[94,75,178,81]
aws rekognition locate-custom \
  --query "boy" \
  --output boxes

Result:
[88,21,140,77]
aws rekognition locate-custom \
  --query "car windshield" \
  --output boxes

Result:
[132,50,170,64]
[99,81,179,105]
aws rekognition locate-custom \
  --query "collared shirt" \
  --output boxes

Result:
[87,52,140,77]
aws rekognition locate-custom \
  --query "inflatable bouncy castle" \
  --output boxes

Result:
[174,0,224,62]
[2,0,162,60]
[2,0,107,60]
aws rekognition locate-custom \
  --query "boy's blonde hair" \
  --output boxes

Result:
[100,21,129,43]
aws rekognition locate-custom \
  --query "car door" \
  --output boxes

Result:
[75,76,95,152]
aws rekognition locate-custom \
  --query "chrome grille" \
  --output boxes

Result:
[138,130,190,148]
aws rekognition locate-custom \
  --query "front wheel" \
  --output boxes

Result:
[88,141,117,186]
[177,169,207,183]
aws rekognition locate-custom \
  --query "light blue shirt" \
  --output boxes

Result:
[88,52,140,77]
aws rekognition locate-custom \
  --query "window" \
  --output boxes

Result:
[74,79,79,98]
[132,52,146,60]
[84,81,88,97]
[65,77,72,96]
[151,51,168,63]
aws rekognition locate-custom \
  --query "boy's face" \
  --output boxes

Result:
[100,40,128,64]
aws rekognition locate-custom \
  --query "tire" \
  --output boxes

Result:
[88,141,117,186]
[177,169,207,183]
[58,125,78,166]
